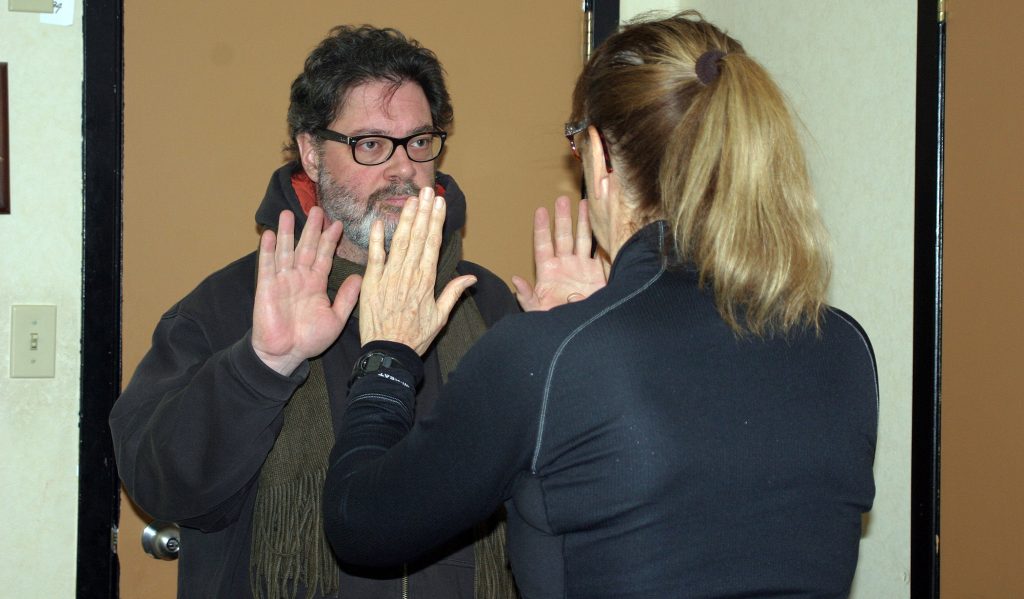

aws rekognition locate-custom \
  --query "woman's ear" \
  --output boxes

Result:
[585,126,612,201]
[296,132,321,180]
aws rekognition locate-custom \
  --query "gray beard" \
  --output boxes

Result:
[316,170,421,252]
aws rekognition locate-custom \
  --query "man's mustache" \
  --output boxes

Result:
[367,182,420,211]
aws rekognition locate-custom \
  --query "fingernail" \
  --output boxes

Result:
[434,196,444,210]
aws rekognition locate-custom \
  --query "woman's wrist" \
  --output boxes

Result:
[349,341,424,388]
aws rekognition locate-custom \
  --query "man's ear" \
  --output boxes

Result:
[586,126,611,201]
[296,132,321,180]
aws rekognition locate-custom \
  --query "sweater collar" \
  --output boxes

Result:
[606,220,672,284]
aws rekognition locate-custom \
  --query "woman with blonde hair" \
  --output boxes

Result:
[302,11,877,598]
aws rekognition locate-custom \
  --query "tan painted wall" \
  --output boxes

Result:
[121,2,585,595]
[941,1,1024,595]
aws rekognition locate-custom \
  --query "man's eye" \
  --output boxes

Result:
[409,136,430,149]
[358,140,381,151]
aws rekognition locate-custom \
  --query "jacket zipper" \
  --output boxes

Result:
[402,563,409,599]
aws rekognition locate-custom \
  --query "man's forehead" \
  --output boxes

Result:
[334,79,431,132]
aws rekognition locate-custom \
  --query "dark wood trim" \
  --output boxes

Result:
[78,0,124,597]
[590,0,619,47]
[912,2,944,597]
[1,63,10,215]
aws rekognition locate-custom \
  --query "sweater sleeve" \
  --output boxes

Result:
[323,320,538,567]
[109,301,307,531]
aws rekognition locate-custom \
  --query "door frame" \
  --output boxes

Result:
[912,4,944,597]
[76,1,943,598]
[78,0,123,596]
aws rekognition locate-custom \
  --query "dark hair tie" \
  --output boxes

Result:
[695,50,726,85]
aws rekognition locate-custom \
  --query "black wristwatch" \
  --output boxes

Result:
[348,351,407,386]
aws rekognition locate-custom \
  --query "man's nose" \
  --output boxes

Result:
[384,143,416,180]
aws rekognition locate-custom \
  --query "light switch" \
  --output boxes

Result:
[10,305,56,378]
[8,0,53,13]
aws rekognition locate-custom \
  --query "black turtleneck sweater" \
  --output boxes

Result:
[325,221,878,599]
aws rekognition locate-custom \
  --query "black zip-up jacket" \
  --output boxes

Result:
[325,221,879,599]
[110,162,518,598]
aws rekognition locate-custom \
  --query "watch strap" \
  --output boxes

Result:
[347,342,423,388]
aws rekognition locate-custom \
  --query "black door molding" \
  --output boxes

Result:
[589,0,619,48]
[911,2,945,597]
[78,0,124,596]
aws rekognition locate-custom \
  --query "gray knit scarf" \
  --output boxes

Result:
[250,234,518,599]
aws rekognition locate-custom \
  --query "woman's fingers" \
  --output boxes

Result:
[417,192,446,276]
[553,195,574,256]
[532,206,554,264]
[435,275,478,329]
[401,187,436,275]
[511,275,536,306]
[575,200,593,257]
[365,219,387,285]
[386,194,420,267]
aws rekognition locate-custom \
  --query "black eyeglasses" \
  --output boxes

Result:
[564,120,613,173]
[315,128,447,166]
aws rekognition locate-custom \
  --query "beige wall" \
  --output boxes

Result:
[621,2,918,596]
[942,1,1024,595]
[0,4,84,597]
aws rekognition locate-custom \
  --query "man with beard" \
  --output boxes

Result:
[110,26,521,599]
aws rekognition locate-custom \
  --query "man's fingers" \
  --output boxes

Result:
[294,206,324,268]
[257,229,277,284]
[332,274,362,322]
[533,207,554,263]
[553,195,574,256]
[436,275,477,321]
[313,211,343,274]
[275,210,296,271]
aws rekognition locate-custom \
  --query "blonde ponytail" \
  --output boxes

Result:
[666,51,831,335]
[572,11,831,336]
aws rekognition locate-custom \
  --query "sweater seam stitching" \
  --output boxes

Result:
[531,224,668,473]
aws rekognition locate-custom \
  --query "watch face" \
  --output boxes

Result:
[364,352,386,372]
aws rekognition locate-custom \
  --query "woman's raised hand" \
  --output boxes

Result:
[359,186,477,355]
[512,196,608,311]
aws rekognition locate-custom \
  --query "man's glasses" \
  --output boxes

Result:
[316,129,447,166]
[564,120,613,173]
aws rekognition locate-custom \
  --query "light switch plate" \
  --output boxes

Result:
[9,0,53,13]
[10,305,56,378]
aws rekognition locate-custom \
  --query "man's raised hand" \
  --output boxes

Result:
[253,206,361,375]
